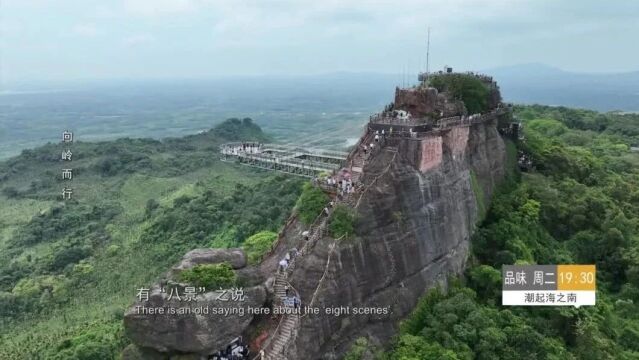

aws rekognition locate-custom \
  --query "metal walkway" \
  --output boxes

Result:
[220,143,348,178]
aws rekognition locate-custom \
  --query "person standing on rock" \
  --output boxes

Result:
[285,285,290,297]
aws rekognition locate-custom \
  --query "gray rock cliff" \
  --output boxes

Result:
[285,118,506,359]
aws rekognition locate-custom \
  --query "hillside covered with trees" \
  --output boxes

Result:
[0,118,304,359]
[374,106,639,359]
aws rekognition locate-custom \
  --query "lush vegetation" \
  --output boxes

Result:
[0,119,301,359]
[242,231,278,264]
[428,74,490,114]
[377,105,639,360]
[328,204,356,239]
[141,175,302,260]
[295,182,329,224]
[213,117,266,141]
[344,337,378,360]
[180,263,237,289]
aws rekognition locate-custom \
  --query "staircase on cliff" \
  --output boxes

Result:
[349,131,375,185]
[261,128,383,359]
[263,269,300,360]
[261,215,330,360]
[262,269,298,360]
[268,315,298,359]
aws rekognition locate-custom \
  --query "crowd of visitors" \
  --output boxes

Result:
[221,142,263,155]
[323,175,355,197]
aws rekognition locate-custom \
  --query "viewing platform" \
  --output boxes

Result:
[367,106,510,138]
[220,143,348,178]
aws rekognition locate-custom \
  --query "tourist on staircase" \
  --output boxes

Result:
[278,258,288,272]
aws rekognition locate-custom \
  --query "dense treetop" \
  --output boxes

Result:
[428,74,491,114]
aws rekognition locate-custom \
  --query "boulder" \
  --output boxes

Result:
[171,248,247,279]
[124,283,266,355]
[393,87,438,117]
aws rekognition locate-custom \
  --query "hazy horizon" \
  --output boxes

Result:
[4,62,639,91]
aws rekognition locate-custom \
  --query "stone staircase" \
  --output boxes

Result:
[266,315,298,360]
[262,269,299,360]
[349,131,375,185]
[273,271,288,299]
[351,155,365,184]
[261,214,330,360]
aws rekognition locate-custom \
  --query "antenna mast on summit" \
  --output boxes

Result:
[426,27,431,76]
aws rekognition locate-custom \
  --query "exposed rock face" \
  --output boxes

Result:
[394,87,438,117]
[171,248,247,277]
[394,87,466,118]
[285,118,507,359]
[124,248,265,357]
[124,283,266,356]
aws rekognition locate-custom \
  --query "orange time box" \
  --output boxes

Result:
[557,265,596,291]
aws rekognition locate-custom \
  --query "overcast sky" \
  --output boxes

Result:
[2,0,638,83]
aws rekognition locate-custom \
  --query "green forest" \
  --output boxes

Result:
[376,106,639,359]
[0,118,303,359]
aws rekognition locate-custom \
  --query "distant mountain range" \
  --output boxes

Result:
[485,63,639,112]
